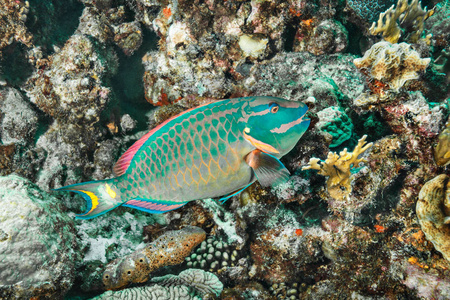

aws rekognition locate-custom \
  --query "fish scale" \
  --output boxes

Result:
[56,96,310,219]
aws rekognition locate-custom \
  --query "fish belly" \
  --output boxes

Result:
[123,101,255,202]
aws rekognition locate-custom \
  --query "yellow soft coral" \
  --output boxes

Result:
[303,135,373,201]
[434,117,450,166]
[370,0,434,44]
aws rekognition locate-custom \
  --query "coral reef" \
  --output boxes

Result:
[103,226,206,290]
[353,41,430,107]
[426,0,450,49]
[94,268,222,299]
[151,268,223,297]
[249,226,322,284]
[315,106,354,147]
[434,117,450,166]
[293,20,348,56]
[184,235,242,272]
[369,0,434,43]
[346,0,397,24]
[93,269,222,300]
[93,285,198,300]
[0,87,37,145]
[0,144,15,175]
[0,0,32,52]
[416,174,450,262]
[0,175,79,299]
[0,0,450,298]
[303,135,373,201]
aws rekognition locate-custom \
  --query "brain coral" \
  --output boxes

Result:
[346,0,397,23]
[94,269,222,299]
[103,226,206,290]
[0,175,79,299]
[316,106,354,147]
[93,285,198,300]
[354,41,430,95]
[416,174,450,262]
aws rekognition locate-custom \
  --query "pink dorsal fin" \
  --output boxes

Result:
[113,101,214,176]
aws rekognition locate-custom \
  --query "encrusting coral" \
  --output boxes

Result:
[353,41,430,107]
[0,175,79,299]
[434,117,450,166]
[0,0,32,52]
[416,174,450,262]
[302,135,373,201]
[369,0,434,44]
[102,226,206,290]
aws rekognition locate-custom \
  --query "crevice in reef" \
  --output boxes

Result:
[109,26,159,132]
[354,164,413,227]
[26,0,84,52]
[1,44,33,87]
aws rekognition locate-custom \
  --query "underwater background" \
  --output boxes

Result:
[0,0,449,299]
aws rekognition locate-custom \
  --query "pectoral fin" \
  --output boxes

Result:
[245,150,290,187]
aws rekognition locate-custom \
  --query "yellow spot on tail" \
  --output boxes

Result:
[105,184,117,198]
[79,190,99,212]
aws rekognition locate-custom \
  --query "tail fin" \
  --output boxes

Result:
[55,179,123,219]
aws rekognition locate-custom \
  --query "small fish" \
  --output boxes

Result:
[56,96,310,219]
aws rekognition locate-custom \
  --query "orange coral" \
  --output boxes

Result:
[163,7,172,18]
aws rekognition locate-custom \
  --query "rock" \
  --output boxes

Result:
[0,175,79,299]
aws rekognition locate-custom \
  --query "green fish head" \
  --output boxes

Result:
[243,97,310,156]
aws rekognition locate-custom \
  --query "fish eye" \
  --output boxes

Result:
[269,102,279,113]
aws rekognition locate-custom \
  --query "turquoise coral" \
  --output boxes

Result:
[316,106,354,148]
[346,0,397,22]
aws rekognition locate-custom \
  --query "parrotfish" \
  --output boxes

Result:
[57,96,310,219]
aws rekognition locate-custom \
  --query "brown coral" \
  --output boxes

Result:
[434,117,450,166]
[102,226,206,290]
[0,0,33,51]
[0,144,15,175]
[416,174,450,262]
[302,135,373,201]
[353,41,430,107]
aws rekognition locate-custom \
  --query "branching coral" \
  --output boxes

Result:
[302,135,373,201]
[416,175,450,262]
[102,226,206,290]
[369,0,434,44]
